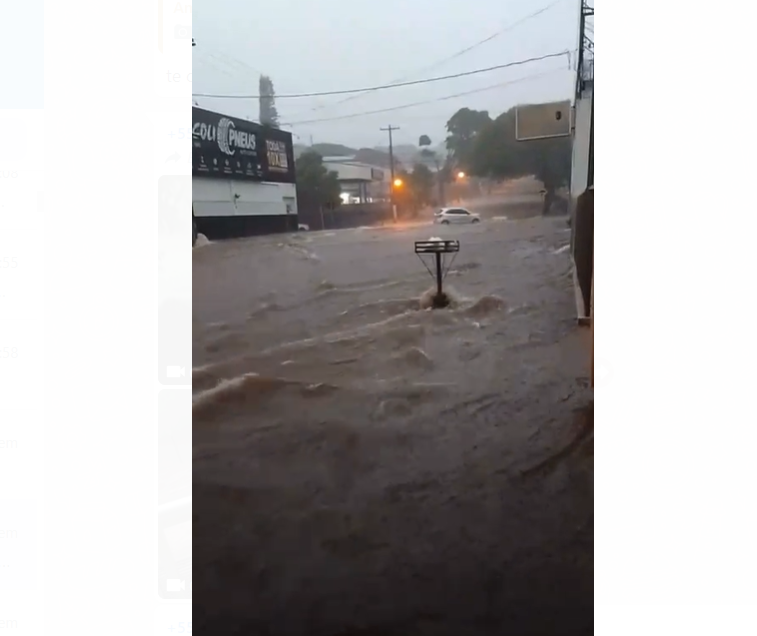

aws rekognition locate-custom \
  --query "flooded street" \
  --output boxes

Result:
[192,215,594,635]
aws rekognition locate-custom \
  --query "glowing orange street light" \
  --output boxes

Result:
[393,178,403,188]
[457,171,466,179]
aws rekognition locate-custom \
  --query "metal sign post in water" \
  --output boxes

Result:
[414,238,460,308]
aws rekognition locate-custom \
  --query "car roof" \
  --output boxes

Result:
[440,207,469,212]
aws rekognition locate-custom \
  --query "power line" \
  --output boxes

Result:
[194,48,334,112]
[316,0,570,112]
[286,70,564,126]
[207,51,265,78]
[282,68,567,127]
[192,51,569,100]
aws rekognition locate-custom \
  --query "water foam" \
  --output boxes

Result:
[393,346,434,370]
[462,295,507,317]
[193,373,338,421]
[315,278,412,296]
[418,285,467,310]
[282,243,320,261]
[194,233,211,248]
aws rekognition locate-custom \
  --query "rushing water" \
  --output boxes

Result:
[192,216,593,635]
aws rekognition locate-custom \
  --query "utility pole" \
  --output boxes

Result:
[380,125,400,222]
[587,91,594,189]
[577,0,594,192]
[380,125,400,183]
[575,1,594,97]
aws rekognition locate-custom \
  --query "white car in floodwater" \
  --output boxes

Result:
[434,207,481,225]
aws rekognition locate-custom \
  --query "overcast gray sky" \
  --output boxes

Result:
[193,0,581,149]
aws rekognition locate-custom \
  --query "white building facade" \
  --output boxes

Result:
[192,107,298,240]
[322,157,388,204]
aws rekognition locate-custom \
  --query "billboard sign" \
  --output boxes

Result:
[192,107,296,184]
[515,100,572,141]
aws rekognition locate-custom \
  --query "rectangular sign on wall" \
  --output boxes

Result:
[192,107,296,184]
[515,100,573,141]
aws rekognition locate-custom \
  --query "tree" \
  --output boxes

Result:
[295,151,341,210]
[391,163,436,218]
[259,75,279,127]
[417,134,451,206]
[417,134,436,166]
[408,163,435,210]
[469,106,572,214]
[445,108,492,170]
[526,137,572,211]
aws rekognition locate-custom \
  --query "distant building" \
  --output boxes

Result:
[321,157,389,204]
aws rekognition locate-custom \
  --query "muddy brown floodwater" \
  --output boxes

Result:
[192,215,594,636]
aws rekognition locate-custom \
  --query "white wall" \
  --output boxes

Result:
[323,162,373,181]
[570,90,593,200]
[193,177,297,217]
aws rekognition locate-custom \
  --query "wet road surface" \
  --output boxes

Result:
[192,215,593,635]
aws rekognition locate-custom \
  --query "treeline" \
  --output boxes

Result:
[442,106,572,213]
[294,103,572,216]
